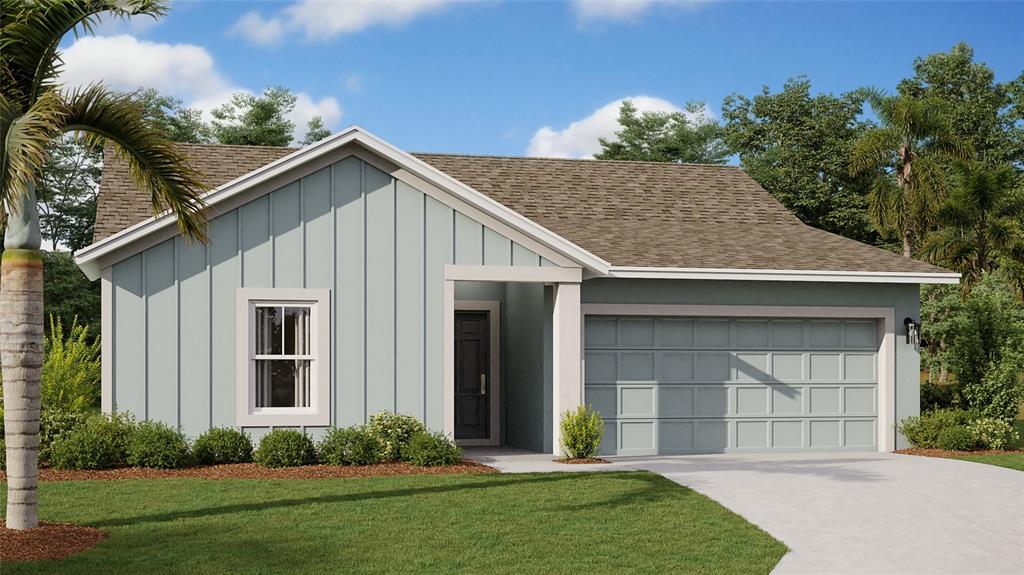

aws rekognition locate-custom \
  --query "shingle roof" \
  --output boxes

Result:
[93,143,948,274]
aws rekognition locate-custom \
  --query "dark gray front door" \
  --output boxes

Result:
[455,311,489,440]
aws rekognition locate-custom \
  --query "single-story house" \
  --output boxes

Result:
[76,126,958,456]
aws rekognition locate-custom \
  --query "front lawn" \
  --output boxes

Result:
[1,472,785,574]
[954,452,1024,471]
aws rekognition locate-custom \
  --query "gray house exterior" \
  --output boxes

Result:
[76,127,958,455]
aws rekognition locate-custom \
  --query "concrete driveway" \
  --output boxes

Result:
[621,452,1024,575]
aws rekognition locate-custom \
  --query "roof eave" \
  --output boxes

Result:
[605,266,961,284]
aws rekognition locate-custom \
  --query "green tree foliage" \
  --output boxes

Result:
[595,100,729,164]
[36,136,102,252]
[300,115,332,146]
[722,78,878,243]
[211,86,297,147]
[42,250,100,334]
[41,316,101,414]
[133,88,212,144]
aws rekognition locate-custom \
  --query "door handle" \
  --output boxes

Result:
[480,373,486,396]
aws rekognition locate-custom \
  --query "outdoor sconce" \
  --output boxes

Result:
[904,317,922,350]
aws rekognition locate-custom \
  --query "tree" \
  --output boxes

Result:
[920,161,1024,295]
[722,78,878,243]
[0,0,208,529]
[42,251,100,335]
[211,86,296,147]
[36,136,102,252]
[849,91,971,257]
[133,88,212,144]
[300,115,332,146]
[596,100,729,164]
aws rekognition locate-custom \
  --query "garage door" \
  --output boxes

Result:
[584,316,878,455]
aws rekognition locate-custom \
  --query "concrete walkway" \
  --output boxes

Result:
[463,449,1024,575]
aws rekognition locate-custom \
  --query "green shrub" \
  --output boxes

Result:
[0,438,5,470]
[254,429,317,468]
[402,431,461,466]
[39,408,88,463]
[193,427,253,465]
[368,412,426,461]
[900,409,974,449]
[49,413,136,470]
[560,405,605,459]
[936,426,976,451]
[41,316,102,414]
[318,426,383,466]
[126,421,191,469]
[920,382,959,413]
[969,417,1020,450]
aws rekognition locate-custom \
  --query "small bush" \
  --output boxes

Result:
[402,431,461,466]
[193,427,253,465]
[41,316,101,414]
[969,418,1020,450]
[254,429,317,468]
[936,426,976,451]
[126,421,192,469]
[368,412,426,461]
[0,438,5,470]
[560,405,605,459]
[50,419,129,470]
[318,426,383,466]
[39,408,88,463]
[899,409,974,449]
[920,382,959,413]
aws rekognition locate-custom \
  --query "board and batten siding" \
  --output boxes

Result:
[107,156,547,439]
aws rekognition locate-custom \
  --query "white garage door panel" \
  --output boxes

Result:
[584,317,879,455]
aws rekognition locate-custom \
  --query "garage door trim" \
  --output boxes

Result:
[581,304,897,452]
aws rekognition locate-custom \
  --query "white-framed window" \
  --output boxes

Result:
[235,288,330,426]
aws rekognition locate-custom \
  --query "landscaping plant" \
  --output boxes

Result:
[560,405,605,459]
[192,427,254,465]
[936,425,977,451]
[969,418,1020,450]
[402,431,461,466]
[40,316,101,414]
[39,408,88,463]
[318,426,384,466]
[49,413,137,470]
[367,412,426,461]
[899,409,973,449]
[126,421,192,469]
[254,429,317,468]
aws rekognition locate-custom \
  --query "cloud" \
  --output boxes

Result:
[527,96,683,159]
[572,0,707,23]
[232,0,461,45]
[59,34,342,143]
[344,74,365,93]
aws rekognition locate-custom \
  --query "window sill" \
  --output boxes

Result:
[235,410,330,428]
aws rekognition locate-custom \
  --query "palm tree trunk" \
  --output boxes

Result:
[2,183,44,530]
[902,230,913,258]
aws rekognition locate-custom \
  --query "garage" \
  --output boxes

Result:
[584,315,880,455]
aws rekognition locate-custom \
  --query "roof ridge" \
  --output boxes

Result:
[179,142,300,151]
[411,151,742,169]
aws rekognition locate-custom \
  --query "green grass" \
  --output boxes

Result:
[955,452,1024,471]
[2,472,785,574]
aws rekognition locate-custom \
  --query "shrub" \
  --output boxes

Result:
[41,316,101,414]
[39,408,88,463]
[49,413,137,470]
[560,405,605,459]
[318,426,383,466]
[969,417,1020,450]
[936,426,976,451]
[920,382,959,413]
[254,429,317,468]
[402,431,461,466]
[899,408,973,449]
[0,438,5,470]
[126,421,192,469]
[367,412,426,461]
[193,427,253,465]
[966,350,1024,423]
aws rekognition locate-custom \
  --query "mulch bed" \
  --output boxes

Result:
[0,522,105,562]
[0,460,496,482]
[555,457,611,464]
[896,448,1023,459]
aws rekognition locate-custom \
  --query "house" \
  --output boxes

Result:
[75,126,958,456]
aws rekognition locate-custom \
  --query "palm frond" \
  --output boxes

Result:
[866,175,901,237]
[849,127,898,176]
[1,89,66,205]
[63,84,208,241]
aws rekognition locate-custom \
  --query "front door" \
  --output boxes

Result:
[455,311,490,440]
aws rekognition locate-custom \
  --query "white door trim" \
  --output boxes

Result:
[580,303,897,452]
[453,300,502,447]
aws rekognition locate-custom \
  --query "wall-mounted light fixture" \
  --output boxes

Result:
[904,317,922,350]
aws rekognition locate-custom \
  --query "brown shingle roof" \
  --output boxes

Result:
[93,143,948,274]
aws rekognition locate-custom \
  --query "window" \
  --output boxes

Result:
[236,289,330,426]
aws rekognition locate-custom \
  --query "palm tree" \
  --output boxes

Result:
[849,90,971,257]
[1,0,208,529]
[920,161,1024,296]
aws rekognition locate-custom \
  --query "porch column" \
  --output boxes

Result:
[551,282,582,456]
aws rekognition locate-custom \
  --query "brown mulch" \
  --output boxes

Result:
[0,460,496,482]
[896,448,1023,459]
[0,522,105,562]
[555,457,611,464]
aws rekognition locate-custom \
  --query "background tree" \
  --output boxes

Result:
[300,115,332,146]
[596,100,729,164]
[722,78,877,242]
[211,86,296,147]
[36,136,102,252]
[133,88,212,144]
[849,91,971,257]
[1,0,208,529]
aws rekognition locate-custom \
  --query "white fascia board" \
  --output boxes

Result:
[607,266,961,284]
[75,125,610,280]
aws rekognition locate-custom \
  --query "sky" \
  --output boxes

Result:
[59,0,1024,157]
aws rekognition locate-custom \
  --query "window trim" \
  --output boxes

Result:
[235,288,331,427]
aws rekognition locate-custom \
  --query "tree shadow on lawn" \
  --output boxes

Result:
[89,471,687,529]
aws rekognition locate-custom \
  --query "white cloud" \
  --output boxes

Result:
[290,93,343,138]
[232,0,461,45]
[527,95,683,159]
[572,0,707,23]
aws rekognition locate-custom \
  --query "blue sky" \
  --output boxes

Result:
[61,1,1023,156]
